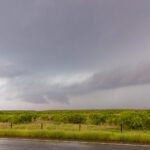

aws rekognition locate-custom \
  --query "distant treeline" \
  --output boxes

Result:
[0,110,150,129]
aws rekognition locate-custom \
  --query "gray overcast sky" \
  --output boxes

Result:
[0,0,150,110]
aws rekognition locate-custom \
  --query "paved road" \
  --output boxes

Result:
[0,139,150,150]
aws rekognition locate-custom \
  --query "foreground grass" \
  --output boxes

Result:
[1,129,150,144]
[1,122,150,144]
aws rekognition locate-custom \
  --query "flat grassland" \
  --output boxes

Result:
[0,110,150,144]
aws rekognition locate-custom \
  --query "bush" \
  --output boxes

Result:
[0,115,11,122]
[50,114,86,124]
[40,114,50,121]
[117,111,150,129]
[66,114,86,124]
[12,113,33,124]
[89,113,107,125]
[50,114,61,122]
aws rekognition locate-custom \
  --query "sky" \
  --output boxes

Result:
[0,0,150,110]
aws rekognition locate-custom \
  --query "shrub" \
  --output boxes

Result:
[0,115,11,122]
[50,114,86,124]
[66,114,86,124]
[117,111,150,129]
[12,113,33,124]
[40,114,50,121]
[89,113,107,125]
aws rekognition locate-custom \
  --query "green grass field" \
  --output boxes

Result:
[1,129,150,144]
[0,110,150,144]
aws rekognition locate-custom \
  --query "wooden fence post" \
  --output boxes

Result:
[41,123,43,129]
[79,123,81,131]
[10,122,13,129]
[120,123,123,133]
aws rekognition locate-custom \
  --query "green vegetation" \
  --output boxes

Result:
[0,110,150,143]
[1,129,150,143]
[89,113,107,125]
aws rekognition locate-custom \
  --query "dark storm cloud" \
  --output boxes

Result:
[73,63,150,94]
[8,62,150,104]
[0,0,150,107]
[0,0,150,73]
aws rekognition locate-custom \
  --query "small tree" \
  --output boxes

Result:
[117,111,147,130]
[12,113,33,124]
[89,113,106,125]
[67,114,86,124]
[67,114,86,131]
